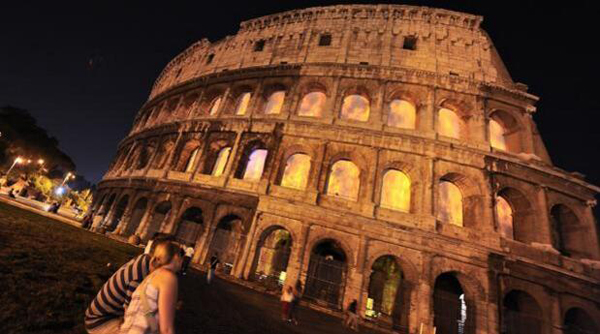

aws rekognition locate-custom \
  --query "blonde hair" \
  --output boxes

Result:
[151,240,182,268]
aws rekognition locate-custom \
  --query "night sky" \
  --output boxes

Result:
[1,1,599,189]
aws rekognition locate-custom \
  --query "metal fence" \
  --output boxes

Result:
[303,256,346,310]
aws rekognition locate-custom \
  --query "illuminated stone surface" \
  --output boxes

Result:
[99,5,600,334]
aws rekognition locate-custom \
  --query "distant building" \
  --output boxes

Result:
[95,5,600,333]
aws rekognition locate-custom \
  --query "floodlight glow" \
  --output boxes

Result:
[55,187,65,195]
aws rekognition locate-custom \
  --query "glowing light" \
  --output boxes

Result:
[209,97,222,115]
[438,108,462,139]
[298,92,326,117]
[264,91,285,115]
[212,147,231,177]
[38,159,44,165]
[281,154,311,190]
[388,99,416,129]
[381,170,411,212]
[55,187,65,195]
[489,119,507,151]
[235,92,252,115]
[341,95,370,122]
[495,196,514,239]
[185,148,200,173]
[327,160,360,201]
[438,181,463,226]
[243,149,268,181]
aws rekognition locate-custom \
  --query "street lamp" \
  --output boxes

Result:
[5,157,23,175]
[38,159,44,165]
[61,172,75,186]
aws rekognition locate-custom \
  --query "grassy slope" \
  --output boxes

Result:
[0,202,140,334]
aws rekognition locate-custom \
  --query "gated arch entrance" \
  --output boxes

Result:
[304,239,347,310]
[433,273,472,334]
[502,290,543,334]
[175,207,203,245]
[144,201,171,241]
[207,215,245,275]
[250,226,292,288]
[366,256,408,331]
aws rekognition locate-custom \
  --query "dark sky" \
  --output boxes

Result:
[1,1,599,188]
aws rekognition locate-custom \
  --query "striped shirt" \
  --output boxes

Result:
[84,254,151,330]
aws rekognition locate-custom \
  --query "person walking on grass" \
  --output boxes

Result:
[84,236,173,334]
[207,252,220,284]
[280,285,294,322]
[181,243,194,275]
[119,241,184,334]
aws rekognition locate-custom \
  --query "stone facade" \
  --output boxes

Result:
[96,5,600,334]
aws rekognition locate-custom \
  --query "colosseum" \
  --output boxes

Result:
[93,4,600,334]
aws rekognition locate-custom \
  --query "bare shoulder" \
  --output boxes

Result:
[154,269,178,287]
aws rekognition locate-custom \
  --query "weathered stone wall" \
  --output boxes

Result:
[97,5,600,334]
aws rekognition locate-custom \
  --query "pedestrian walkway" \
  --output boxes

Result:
[177,269,388,334]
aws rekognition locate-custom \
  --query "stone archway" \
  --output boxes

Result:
[433,273,472,334]
[502,290,543,334]
[124,197,148,236]
[174,207,203,245]
[366,255,409,331]
[106,195,129,232]
[143,201,172,241]
[304,239,348,310]
[206,215,245,275]
[564,307,599,334]
[250,226,292,288]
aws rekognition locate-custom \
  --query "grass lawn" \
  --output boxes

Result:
[0,202,141,334]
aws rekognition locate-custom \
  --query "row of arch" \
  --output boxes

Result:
[134,83,527,154]
[110,135,592,258]
[91,190,599,334]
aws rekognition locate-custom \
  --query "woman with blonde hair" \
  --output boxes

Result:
[120,241,184,334]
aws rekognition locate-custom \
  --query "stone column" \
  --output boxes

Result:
[235,212,261,279]
[161,196,184,235]
[135,197,157,238]
[535,185,553,245]
[522,107,536,154]
[417,253,434,333]
[548,291,563,334]
[286,223,310,285]
[161,130,184,179]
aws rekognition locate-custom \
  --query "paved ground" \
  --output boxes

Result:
[177,269,384,334]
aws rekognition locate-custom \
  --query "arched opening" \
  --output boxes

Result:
[388,99,416,129]
[564,308,598,334]
[93,194,107,212]
[153,139,175,169]
[124,197,148,236]
[235,92,252,115]
[211,147,232,177]
[326,160,360,201]
[304,239,348,309]
[366,256,408,330]
[239,148,268,181]
[176,141,201,172]
[207,215,245,275]
[502,290,543,334]
[380,169,411,212]
[489,111,522,153]
[136,144,155,170]
[175,207,203,245]
[280,153,311,190]
[264,91,285,115]
[496,188,536,243]
[184,147,201,173]
[209,96,222,115]
[298,91,326,117]
[495,195,514,239]
[433,273,471,334]
[438,181,463,226]
[106,195,129,232]
[550,204,589,258]
[99,193,116,217]
[489,119,507,151]
[438,108,463,139]
[340,94,370,122]
[143,201,171,242]
[250,227,292,289]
